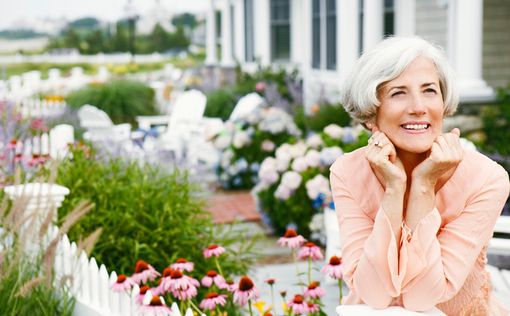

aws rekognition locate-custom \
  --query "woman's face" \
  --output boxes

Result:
[375,56,444,154]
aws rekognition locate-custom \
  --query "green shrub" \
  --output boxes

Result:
[204,89,238,120]
[481,85,510,155]
[55,144,253,278]
[66,80,157,125]
[295,103,352,133]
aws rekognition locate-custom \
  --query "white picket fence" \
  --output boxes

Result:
[18,98,67,118]
[50,227,197,316]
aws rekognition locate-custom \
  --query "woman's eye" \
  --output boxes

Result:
[391,91,404,97]
[424,88,437,94]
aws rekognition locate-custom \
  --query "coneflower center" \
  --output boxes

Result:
[283,228,298,238]
[205,292,219,299]
[304,241,316,248]
[116,274,127,283]
[170,270,183,279]
[238,276,254,291]
[176,258,187,263]
[329,256,342,265]
[162,268,172,277]
[139,285,150,294]
[149,296,163,306]
[208,244,218,250]
[308,281,319,289]
[135,260,149,273]
[293,295,304,304]
[206,270,218,277]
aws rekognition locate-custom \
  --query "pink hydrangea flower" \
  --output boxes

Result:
[111,274,136,292]
[321,255,343,279]
[131,260,161,284]
[170,258,194,272]
[233,276,259,306]
[287,294,308,315]
[140,295,172,315]
[304,281,326,299]
[297,242,323,260]
[201,270,227,289]
[277,228,306,249]
[199,292,227,310]
[203,244,226,258]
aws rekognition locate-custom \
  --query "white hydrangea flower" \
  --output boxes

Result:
[232,131,251,148]
[291,156,308,173]
[306,134,324,149]
[309,213,325,232]
[220,149,234,168]
[276,144,292,160]
[324,124,343,140]
[288,142,308,159]
[320,147,343,166]
[235,158,249,172]
[261,140,276,152]
[214,134,231,150]
[226,165,238,176]
[276,155,291,172]
[259,157,279,185]
[274,184,292,200]
[281,171,302,190]
[305,174,331,200]
[304,149,321,168]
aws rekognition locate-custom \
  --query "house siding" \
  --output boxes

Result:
[483,0,510,89]
[414,0,447,49]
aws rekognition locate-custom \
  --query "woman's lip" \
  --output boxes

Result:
[400,126,430,134]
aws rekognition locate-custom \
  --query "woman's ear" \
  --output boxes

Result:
[365,122,373,130]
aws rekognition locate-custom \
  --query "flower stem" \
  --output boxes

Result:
[214,256,224,277]
[307,257,312,285]
[271,285,276,315]
[248,299,254,316]
[189,299,204,315]
[292,249,304,289]
[338,279,343,304]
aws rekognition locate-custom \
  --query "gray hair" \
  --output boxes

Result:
[341,36,459,124]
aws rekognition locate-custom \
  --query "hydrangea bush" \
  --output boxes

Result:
[255,124,369,238]
[214,106,302,189]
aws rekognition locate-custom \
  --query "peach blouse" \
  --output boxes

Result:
[330,147,510,315]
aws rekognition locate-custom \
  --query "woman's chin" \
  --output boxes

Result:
[397,143,432,154]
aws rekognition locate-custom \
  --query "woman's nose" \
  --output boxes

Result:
[408,94,427,115]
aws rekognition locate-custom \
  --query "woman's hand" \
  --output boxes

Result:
[412,128,463,186]
[366,127,407,190]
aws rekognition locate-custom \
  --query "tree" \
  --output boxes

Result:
[70,17,100,30]
[171,13,197,29]
[149,23,170,52]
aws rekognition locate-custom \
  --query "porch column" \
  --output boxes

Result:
[394,0,415,36]
[221,0,235,66]
[448,0,493,101]
[206,0,218,65]
[338,0,360,82]
[363,0,384,52]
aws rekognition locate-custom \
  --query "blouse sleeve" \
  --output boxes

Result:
[331,162,405,308]
[399,163,510,311]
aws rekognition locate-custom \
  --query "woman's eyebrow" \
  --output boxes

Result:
[422,82,438,87]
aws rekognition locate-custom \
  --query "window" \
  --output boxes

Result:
[359,0,364,55]
[244,0,255,62]
[311,0,337,70]
[270,0,291,61]
[383,0,395,37]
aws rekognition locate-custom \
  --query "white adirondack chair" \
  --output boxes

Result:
[155,89,207,161]
[77,104,131,142]
[50,124,74,159]
[229,92,264,122]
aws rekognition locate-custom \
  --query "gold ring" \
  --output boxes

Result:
[374,140,382,147]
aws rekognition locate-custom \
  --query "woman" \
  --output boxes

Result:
[330,36,509,315]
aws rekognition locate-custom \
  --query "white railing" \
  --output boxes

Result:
[18,98,67,118]
[0,53,166,65]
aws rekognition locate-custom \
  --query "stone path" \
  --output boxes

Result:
[205,190,260,224]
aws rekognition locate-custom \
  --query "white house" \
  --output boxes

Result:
[205,0,510,109]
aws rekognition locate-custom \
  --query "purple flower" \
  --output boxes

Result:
[203,244,226,258]
[111,274,136,292]
[321,255,343,279]
[233,276,259,306]
[277,228,306,249]
[201,270,227,289]
[304,281,326,299]
[297,242,323,261]
[199,292,227,310]
[287,295,308,315]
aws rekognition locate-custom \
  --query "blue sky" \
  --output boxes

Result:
[0,0,207,29]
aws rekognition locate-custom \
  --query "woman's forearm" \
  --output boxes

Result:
[405,178,436,230]
[382,183,406,242]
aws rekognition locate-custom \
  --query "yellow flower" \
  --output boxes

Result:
[282,302,288,313]
[254,300,267,313]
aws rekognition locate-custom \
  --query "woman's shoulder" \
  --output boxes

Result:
[329,146,369,177]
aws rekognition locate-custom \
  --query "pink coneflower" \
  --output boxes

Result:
[225,279,237,292]
[172,284,198,300]
[233,276,259,306]
[203,244,226,258]
[201,270,227,289]
[7,139,17,150]
[288,295,308,315]
[277,229,306,249]
[30,118,49,132]
[199,292,227,310]
[304,281,326,299]
[151,278,165,296]
[162,269,200,292]
[132,260,161,284]
[111,274,136,292]
[170,258,194,272]
[297,242,323,260]
[136,285,151,304]
[255,81,266,92]
[321,256,343,279]
[139,295,172,316]
[307,301,320,313]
